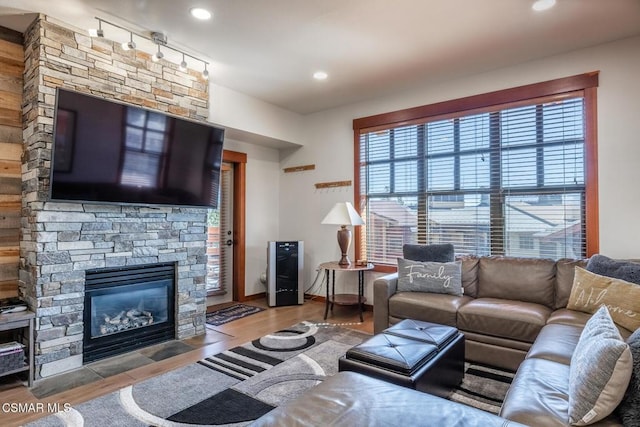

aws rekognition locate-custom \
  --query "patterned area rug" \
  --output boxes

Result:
[205,303,265,326]
[27,322,367,427]
[27,323,515,426]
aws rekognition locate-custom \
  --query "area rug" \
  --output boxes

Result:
[27,323,514,426]
[449,362,515,414]
[205,303,265,326]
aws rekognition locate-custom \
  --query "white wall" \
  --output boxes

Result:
[279,35,640,302]
[209,83,305,146]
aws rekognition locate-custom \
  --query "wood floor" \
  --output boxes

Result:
[0,299,373,427]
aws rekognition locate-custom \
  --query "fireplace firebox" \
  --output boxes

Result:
[83,263,176,363]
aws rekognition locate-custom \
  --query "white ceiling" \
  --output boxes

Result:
[1,0,640,114]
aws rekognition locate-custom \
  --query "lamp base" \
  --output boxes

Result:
[337,226,352,267]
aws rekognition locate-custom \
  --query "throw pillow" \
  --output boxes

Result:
[567,267,640,332]
[617,328,640,427]
[402,243,454,263]
[397,258,462,296]
[587,254,640,285]
[569,306,633,425]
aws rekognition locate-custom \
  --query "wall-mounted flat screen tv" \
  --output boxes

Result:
[50,88,224,208]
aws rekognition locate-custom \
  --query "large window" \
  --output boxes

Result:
[354,73,598,269]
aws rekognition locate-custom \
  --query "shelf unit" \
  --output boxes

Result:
[0,310,35,387]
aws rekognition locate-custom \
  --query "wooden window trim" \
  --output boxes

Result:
[353,72,600,271]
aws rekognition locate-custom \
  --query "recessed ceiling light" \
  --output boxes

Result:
[190,7,212,20]
[313,71,328,80]
[532,0,556,11]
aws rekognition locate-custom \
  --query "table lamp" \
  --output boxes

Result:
[321,202,364,266]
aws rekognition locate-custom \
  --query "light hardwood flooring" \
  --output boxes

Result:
[0,299,373,427]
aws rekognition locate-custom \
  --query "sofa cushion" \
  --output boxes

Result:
[525,323,582,365]
[458,255,480,298]
[389,292,472,327]
[548,309,633,339]
[478,256,556,308]
[458,298,551,343]
[397,258,462,296]
[587,254,640,285]
[253,371,527,427]
[402,243,454,263]
[568,267,640,332]
[617,328,640,426]
[500,357,571,427]
[555,258,588,309]
[569,306,633,426]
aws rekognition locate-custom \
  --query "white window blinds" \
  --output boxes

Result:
[358,95,588,265]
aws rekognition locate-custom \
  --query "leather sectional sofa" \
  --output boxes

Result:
[253,256,634,426]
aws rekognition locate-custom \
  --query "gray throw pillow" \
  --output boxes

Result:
[587,254,640,285]
[402,243,454,263]
[568,306,633,425]
[617,328,640,427]
[397,258,462,296]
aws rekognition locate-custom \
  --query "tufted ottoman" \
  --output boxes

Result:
[339,319,465,397]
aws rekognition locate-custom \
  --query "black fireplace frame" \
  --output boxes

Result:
[83,262,176,363]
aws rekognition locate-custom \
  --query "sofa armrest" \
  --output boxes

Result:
[373,272,398,333]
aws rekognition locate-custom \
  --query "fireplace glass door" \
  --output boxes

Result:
[89,280,170,338]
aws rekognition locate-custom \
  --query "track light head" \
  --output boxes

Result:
[179,54,188,72]
[122,40,136,51]
[89,19,104,37]
[122,33,136,51]
[89,28,104,37]
[152,44,164,62]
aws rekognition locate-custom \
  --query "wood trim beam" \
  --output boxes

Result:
[584,87,599,257]
[353,72,599,131]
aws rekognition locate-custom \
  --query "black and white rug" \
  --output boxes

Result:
[450,362,515,414]
[205,304,265,326]
[27,321,367,427]
[27,323,514,426]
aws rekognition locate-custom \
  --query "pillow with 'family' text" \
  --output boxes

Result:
[397,258,462,296]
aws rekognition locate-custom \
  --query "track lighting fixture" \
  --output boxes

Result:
[121,32,136,51]
[88,17,211,79]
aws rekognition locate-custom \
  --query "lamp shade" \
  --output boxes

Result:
[321,202,364,226]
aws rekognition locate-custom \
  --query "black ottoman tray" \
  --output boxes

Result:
[339,319,465,397]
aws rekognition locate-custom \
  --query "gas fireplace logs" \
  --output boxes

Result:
[99,309,154,335]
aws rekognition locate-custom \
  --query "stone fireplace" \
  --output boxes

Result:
[83,263,176,363]
[19,15,210,379]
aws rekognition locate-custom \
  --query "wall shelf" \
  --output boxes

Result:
[283,164,315,173]
[314,180,352,189]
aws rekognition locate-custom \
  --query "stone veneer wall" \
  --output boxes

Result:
[20,15,210,379]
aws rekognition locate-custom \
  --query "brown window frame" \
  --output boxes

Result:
[353,72,599,272]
